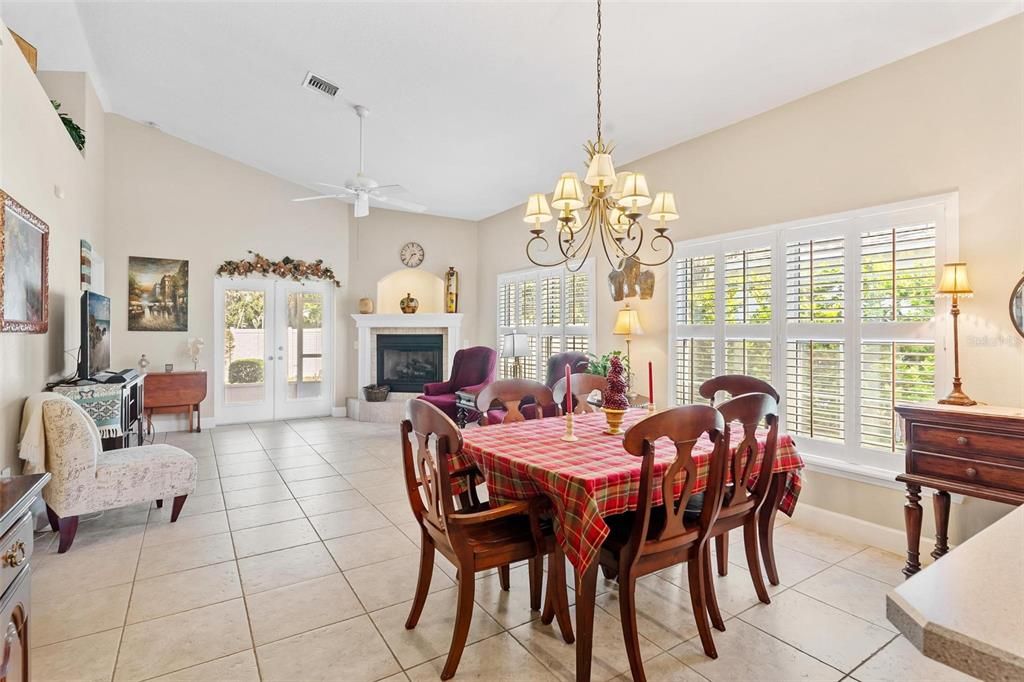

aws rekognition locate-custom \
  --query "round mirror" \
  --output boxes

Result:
[1011,275,1024,339]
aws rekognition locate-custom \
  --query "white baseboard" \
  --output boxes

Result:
[789,502,951,557]
[331,406,348,418]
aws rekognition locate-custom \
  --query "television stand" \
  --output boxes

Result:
[52,374,145,451]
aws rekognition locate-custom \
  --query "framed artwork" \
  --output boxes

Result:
[0,191,49,333]
[128,256,189,331]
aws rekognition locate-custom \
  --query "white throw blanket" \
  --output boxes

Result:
[18,392,102,475]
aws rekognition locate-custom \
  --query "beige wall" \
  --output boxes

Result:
[477,15,1024,542]
[343,210,479,397]
[0,24,106,473]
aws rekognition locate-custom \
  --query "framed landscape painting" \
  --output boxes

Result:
[128,256,189,331]
[0,191,49,333]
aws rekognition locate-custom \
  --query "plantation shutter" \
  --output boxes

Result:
[785,237,845,323]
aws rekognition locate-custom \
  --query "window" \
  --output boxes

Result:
[670,194,954,472]
[497,262,595,381]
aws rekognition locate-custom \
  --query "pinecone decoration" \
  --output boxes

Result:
[603,355,630,410]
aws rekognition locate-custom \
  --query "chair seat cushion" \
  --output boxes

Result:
[74,444,197,516]
[485,409,507,425]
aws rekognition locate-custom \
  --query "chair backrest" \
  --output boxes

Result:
[716,392,780,512]
[401,399,463,548]
[699,374,779,406]
[551,373,607,414]
[621,405,729,556]
[476,379,558,423]
[545,351,589,389]
[41,399,101,505]
[449,346,498,392]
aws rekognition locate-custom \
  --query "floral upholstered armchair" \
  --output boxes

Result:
[41,399,197,553]
[417,346,497,422]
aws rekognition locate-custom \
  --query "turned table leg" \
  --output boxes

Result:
[931,490,951,560]
[903,483,923,578]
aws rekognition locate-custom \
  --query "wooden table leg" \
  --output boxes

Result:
[574,560,599,682]
[758,472,786,586]
[195,405,202,433]
[931,490,951,560]
[903,483,923,578]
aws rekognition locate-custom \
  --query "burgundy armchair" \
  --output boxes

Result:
[417,346,497,422]
[538,351,590,416]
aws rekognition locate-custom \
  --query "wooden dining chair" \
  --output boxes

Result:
[476,378,559,424]
[551,373,607,413]
[703,393,780,628]
[401,400,573,680]
[698,374,781,582]
[597,405,730,680]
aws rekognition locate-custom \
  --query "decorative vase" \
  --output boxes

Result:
[138,354,150,374]
[602,407,628,435]
[445,267,459,313]
[400,292,419,314]
[358,297,374,314]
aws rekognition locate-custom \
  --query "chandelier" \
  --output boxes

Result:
[523,0,677,273]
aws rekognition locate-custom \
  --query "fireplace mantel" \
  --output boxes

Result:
[351,313,464,395]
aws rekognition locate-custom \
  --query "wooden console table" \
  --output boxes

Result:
[144,371,208,433]
[895,402,1024,578]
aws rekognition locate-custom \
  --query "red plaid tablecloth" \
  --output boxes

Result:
[456,409,804,573]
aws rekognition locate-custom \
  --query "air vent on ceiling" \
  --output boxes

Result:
[302,72,340,99]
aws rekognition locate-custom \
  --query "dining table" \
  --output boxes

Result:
[455,408,805,682]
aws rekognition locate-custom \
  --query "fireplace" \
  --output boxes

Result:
[376,334,444,393]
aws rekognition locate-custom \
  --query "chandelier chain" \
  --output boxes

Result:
[596,0,602,143]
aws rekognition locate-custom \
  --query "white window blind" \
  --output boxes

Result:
[671,195,954,472]
[497,262,596,381]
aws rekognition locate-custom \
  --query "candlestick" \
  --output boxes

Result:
[564,364,572,415]
[561,410,579,442]
[647,361,654,410]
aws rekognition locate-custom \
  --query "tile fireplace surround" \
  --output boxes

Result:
[349,313,464,422]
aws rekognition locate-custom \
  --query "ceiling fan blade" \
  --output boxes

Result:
[292,194,351,203]
[314,182,356,193]
[371,194,427,213]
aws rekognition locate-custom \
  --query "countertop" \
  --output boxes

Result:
[887,504,1024,681]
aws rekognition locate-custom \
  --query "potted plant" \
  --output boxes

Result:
[586,350,630,378]
[52,100,85,151]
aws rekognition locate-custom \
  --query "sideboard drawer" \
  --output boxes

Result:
[911,424,1023,461]
[0,513,32,600]
[911,451,1024,491]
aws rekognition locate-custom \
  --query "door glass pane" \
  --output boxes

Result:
[287,292,323,400]
[223,290,266,404]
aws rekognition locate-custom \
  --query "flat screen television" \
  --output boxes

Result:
[80,291,111,379]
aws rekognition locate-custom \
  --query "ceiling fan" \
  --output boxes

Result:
[292,104,426,218]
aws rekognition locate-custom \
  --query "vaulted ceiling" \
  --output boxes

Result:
[4,1,1020,220]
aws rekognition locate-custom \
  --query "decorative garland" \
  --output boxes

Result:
[216,251,341,287]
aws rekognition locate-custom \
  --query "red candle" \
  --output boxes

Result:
[565,363,572,416]
[648,361,654,407]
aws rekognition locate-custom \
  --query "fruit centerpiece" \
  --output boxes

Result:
[602,355,630,435]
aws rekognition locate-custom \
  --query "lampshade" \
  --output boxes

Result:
[937,262,973,295]
[501,332,530,357]
[648,192,679,222]
[523,193,553,225]
[616,172,652,209]
[551,172,585,210]
[610,171,630,201]
[612,304,645,336]
[608,207,630,233]
[584,153,616,187]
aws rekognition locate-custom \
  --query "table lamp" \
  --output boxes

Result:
[937,262,976,406]
[612,303,644,388]
[501,332,530,379]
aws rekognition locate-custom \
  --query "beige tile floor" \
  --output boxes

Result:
[30,418,977,682]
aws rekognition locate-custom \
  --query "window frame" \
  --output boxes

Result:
[497,260,597,381]
[669,193,958,478]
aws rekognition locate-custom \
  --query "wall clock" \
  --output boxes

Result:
[400,241,425,268]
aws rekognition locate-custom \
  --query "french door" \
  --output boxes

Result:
[214,278,334,424]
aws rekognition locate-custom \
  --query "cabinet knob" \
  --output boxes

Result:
[965,467,978,479]
[956,436,968,446]
[2,540,25,568]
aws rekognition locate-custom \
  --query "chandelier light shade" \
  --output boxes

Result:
[551,172,585,210]
[524,0,675,274]
[523,193,553,227]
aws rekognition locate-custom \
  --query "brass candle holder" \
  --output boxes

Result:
[561,410,580,442]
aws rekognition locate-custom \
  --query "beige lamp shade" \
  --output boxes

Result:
[616,172,652,208]
[551,172,585,210]
[608,206,630,232]
[501,332,530,357]
[584,153,616,187]
[937,262,973,295]
[613,304,645,336]
[523,193,553,225]
[610,171,630,201]
[648,191,679,222]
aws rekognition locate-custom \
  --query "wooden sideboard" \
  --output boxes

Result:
[144,371,208,433]
[895,402,1024,578]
